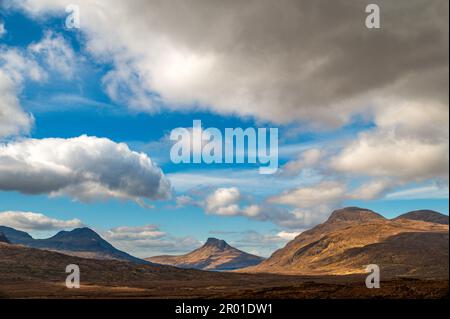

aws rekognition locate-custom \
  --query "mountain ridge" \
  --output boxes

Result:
[147,237,264,271]
[394,210,449,225]
[0,226,149,264]
[241,207,449,278]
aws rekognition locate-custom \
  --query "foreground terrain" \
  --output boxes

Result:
[0,242,448,299]
[1,207,448,299]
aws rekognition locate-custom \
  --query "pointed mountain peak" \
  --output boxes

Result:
[327,207,385,223]
[395,210,449,225]
[204,237,230,250]
[147,237,264,271]
[0,232,10,244]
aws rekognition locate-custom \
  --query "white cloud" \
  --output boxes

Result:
[349,179,395,200]
[331,101,449,183]
[106,225,166,241]
[0,21,5,37]
[103,224,201,257]
[332,133,448,181]
[0,46,47,82]
[385,184,449,200]
[203,187,264,218]
[221,230,304,257]
[0,31,77,138]
[0,70,34,138]
[205,187,241,213]
[29,31,77,79]
[0,46,46,138]
[277,230,301,241]
[268,181,346,209]
[266,181,349,227]
[0,211,83,231]
[0,135,171,205]
[280,148,322,176]
[167,168,321,196]
[202,186,324,229]
[175,195,196,208]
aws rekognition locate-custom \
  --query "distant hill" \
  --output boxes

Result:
[241,207,449,278]
[0,226,33,244]
[0,232,10,244]
[395,210,449,225]
[147,237,264,271]
[0,226,148,264]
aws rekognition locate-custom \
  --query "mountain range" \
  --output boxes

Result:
[242,207,449,278]
[3,238,447,298]
[147,237,265,270]
[0,207,448,277]
[0,226,148,264]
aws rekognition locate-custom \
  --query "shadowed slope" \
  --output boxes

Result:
[0,226,149,264]
[395,210,449,225]
[242,207,448,278]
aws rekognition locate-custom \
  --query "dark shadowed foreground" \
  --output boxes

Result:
[0,243,447,299]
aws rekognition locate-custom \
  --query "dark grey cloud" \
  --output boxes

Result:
[10,0,448,127]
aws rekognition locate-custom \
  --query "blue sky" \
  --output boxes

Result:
[0,1,448,258]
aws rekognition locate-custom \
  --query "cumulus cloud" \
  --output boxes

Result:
[280,148,322,176]
[205,187,242,214]
[103,224,201,257]
[0,46,47,82]
[175,195,196,208]
[5,0,446,206]
[219,230,303,257]
[9,0,448,127]
[202,186,326,229]
[0,70,34,138]
[385,184,449,200]
[0,31,77,138]
[106,225,166,241]
[29,31,77,79]
[204,188,263,218]
[0,47,43,138]
[264,181,350,226]
[277,230,301,241]
[348,179,395,200]
[331,101,449,183]
[0,211,83,231]
[269,181,346,209]
[0,135,171,205]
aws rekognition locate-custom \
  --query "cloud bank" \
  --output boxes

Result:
[8,0,448,127]
[0,135,171,205]
[0,211,83,231]
[0,30,77,138]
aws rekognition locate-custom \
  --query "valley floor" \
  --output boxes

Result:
[1,242,448,299]
[1,273,448,299]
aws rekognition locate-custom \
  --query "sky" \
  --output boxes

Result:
[0,0,448,258]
